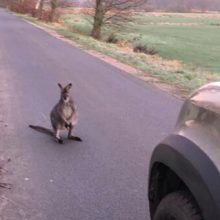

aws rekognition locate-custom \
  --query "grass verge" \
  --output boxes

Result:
[12,12,220,97]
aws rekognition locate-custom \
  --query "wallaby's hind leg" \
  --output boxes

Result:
[68,124,82,142]
[54,129,63,144]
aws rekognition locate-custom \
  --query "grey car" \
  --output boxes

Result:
[148,82,220,220]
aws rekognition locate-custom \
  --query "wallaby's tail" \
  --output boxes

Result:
[29,125,54,137]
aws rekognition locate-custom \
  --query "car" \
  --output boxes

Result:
[148,82,220,220]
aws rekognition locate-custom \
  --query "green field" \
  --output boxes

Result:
[128,13,220,72]
[18,11,220,95]
[63,12,220,72]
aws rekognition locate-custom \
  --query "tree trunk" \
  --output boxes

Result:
[35,0,45,18]
[49,0,57,22]
[91,18,102,40]
[91,0,104,40]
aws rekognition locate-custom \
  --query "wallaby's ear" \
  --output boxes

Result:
[58,83,63,90]
[66,83,72,90]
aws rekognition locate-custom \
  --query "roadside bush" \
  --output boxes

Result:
[7,0,61,22]
[106,33,119,44]
[0,0,7,7]
[7,0,37,16]
[133,43,157,55]
[39,10,61,22]
[38,10,51,22]
[117,40,130,48]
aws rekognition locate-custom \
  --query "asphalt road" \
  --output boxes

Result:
[0,8,181,220]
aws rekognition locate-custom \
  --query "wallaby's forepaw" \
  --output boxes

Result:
[68,136,82,142]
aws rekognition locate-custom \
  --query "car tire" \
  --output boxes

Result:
[153,191,203,220]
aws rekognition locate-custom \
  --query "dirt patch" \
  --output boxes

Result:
[60,7,94,15]
[146,55,183,72]
[52,22,62,28]
[153,22,198,26]
[0,157,12,190]
[144,12,220,18]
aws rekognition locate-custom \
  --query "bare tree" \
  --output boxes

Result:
[6,0,37,14]
[49,0,57,21]
[90,0,148,40]
[35,0,45,18]
[49,0,70,22]
[35,0,60,21]
[35,0,67,22]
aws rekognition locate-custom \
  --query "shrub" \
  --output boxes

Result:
[38,10,51,22]
[38,10,61,22]
[133,44,157,55]
[7,0,37,15]
[117,40,130,48]
[107,33,119,44]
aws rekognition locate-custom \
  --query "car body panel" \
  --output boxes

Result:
[150,134,220,220]
[149,82,220,220]
[175,82,220,171]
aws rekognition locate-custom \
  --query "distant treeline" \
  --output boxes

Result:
[1,0,220,12]
[65,0,220,12]
[147,0,220,12]
[69,0,220,12]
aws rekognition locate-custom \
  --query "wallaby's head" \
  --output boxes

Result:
[58,83,72,102]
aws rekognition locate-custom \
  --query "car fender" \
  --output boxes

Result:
[149,134,220,220]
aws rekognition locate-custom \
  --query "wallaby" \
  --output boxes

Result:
[29,83,82,144]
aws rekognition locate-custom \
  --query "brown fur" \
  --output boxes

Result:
[29,83,82,144]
